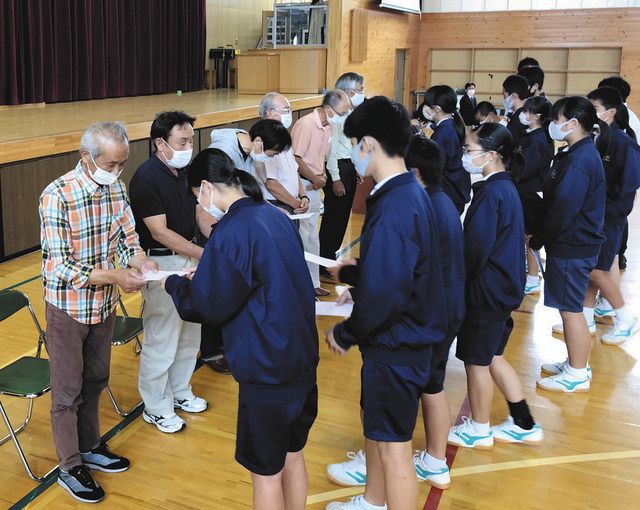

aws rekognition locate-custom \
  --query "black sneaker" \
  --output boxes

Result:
[58,465,105,503]
[619,254,627,270]
[81,441,130,473]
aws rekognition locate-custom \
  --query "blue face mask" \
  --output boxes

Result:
[350,139,372,177]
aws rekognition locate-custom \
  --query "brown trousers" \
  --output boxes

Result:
[44,303,115,471]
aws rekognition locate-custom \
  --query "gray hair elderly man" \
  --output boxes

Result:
[319,73,366,279]
[39,122,158,503]
[256,92,309,215]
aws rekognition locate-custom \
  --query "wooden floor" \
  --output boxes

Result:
[1,209,640,509]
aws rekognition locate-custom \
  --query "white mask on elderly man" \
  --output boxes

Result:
[279,112,293,129]
[89,154,120,186]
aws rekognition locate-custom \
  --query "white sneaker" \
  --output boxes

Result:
[174,395,208,413]
[552,321,596,336]
[524,281,541,295]
[413,451,450,489]
[540,359,592,380]
[491,417,544,445]
[447,417,493,449]
[143,410,186,433]
[594,297,615,319]
[536,373,590,393]
[326,495,387,510]
[601,317,640,346]
[327,450,367,486]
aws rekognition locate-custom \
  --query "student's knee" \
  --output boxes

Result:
[251,469,284,486]
[376,440,412,459]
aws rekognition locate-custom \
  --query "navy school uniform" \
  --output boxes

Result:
[517,127,555,234]
[333,171,448,442]
[423,184,465,394]
[533,136,606,312]
[596,124,640,271]
[431,118,470,214]
[456,172,526,367]
[507,107,528,147]
[165,197,319,476]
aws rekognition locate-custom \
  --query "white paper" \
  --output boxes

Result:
[335,285,349,297]
[144,270,187,282]
[536,191,543,199]
[304,251,339,268]
[287,212,314,220]
[315,301,353,317]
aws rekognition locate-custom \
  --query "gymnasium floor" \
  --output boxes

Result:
[1,209,640,509]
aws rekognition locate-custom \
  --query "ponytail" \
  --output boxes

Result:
[508,147,526,184]
[594,119,611,160]
[423,84,464,143]
[233,168,264,202]
[452,111,466,145]
[472,122,526,182]
[617,104,636,142]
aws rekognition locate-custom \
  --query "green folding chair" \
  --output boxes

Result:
[0,290,56,481]
[105,297,143,417]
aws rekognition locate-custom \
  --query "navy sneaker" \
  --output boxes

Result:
[58,465,105,503]
[81,441,130,473]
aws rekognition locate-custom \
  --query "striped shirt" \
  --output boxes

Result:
[40,162,143,324]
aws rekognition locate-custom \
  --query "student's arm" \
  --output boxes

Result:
[519,138,539,185]
[143,215,204,260]
[540,170,590,244]
[333,226,419,351]
[463,199,498,280]
[165,244,251,324]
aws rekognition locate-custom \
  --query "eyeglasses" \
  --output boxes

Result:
[272,108,292,114]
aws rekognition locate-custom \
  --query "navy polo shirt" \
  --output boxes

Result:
[129,154,197,251]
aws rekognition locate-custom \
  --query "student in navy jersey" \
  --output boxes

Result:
[419,85,470,215]
[406,135,465,490]
[324,97,448,510]
[162,149,319,510]
[517,96,555,295]
[529,97,606,394]
[449,123,543,450]
[582,86,640,345]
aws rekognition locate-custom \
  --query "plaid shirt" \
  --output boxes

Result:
[40,162,144,324]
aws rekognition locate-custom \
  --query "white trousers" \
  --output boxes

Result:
[138,254,201,416]
[298,187,322,288]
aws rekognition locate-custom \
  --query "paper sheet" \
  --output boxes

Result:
[536,191,543,199]
[144,270,187,282]
[304,252,340,268]
[287,212,314,220]
[315,301,353,317]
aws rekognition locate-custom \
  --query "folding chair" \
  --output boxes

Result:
[0,290,57,481]
[105,297,143,417]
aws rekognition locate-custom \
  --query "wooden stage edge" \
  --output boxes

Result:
[0,91,323,165]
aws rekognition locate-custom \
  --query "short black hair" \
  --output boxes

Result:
[598,76,631,102]
[344,96,412,158]
[150,111,196,141]
[474,101,496,118]
[249,119,291,152]
[465,82,476,89]
[518,66,545,90]
[518,57,540,72]
[405,135,443,187]
[502,75,531,100]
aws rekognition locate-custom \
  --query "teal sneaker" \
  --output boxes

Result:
[326,450,367,486]
[524,282,541,295]
[492,417,544,445]
[447,417,493,449]
[536,373,590,393]
[594,297,615,319]
[541,359,592,380]
[413,451,451,489]
[601,317,640,346]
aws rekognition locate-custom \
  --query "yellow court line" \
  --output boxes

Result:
[306,449,640,505]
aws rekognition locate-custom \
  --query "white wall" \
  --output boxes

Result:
[422,0,639,12]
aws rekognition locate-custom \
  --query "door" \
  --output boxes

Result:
[394,49,411,107]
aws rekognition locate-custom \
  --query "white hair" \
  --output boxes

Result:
[80,122,129,158]
[259,92,288,118]
[335,72,365,92]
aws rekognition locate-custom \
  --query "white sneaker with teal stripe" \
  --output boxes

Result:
[541,359,592,380]
[326,450,367,486]
[536,372,590,393]
[524,281,541,295]
[447,417,493,449]
[326,495,387,510]
[492,417,544,445]
[413,451,450,489]
[601,317,640,346]
[594,297,615,319]
[552,321,596,336]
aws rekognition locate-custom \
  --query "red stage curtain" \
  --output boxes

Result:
[0,0,205,105]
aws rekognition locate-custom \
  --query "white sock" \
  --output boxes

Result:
[526,274,539,287]
[615,304,634,325]
[423,452,447,471]
[360,496,387,510]
[583,307,595,325]
[470,419,490,434]
[565,364,589,380]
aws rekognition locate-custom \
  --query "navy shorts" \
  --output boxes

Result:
[544,255,598,312]
[456,315,513,366]
[235,386,318,476]
[595,219,625,271]
[423,337,455,394]
[360,354,432,442]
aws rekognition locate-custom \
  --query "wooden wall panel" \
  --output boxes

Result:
[420,8,640,111]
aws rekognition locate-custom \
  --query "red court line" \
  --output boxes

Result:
[423,395,470,510]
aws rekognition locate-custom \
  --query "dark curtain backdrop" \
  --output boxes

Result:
[0,0,205,105]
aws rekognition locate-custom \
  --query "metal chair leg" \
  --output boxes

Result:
[133,335,142,356]
[105,386,142,417]
[0,401,57,482]
[0,398,33,446]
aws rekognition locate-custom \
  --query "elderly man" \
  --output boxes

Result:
[256,92,309,215]
[292,89,352,296]
[319,73,365,275]
[40,122,158,503]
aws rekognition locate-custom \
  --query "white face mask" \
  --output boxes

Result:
[548,119,575,141]
[163,140,193,169]
[279,112,293,129]
[198,186,225,220]
[351,92,365,107]
[328,112,347,126]
[422,106,433,121]
[89,154,120,186]
[462,152,489,174]
[467,89,476,97]
[518,112,532,126]
[503,94,514,113]
[250,150,271,163]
